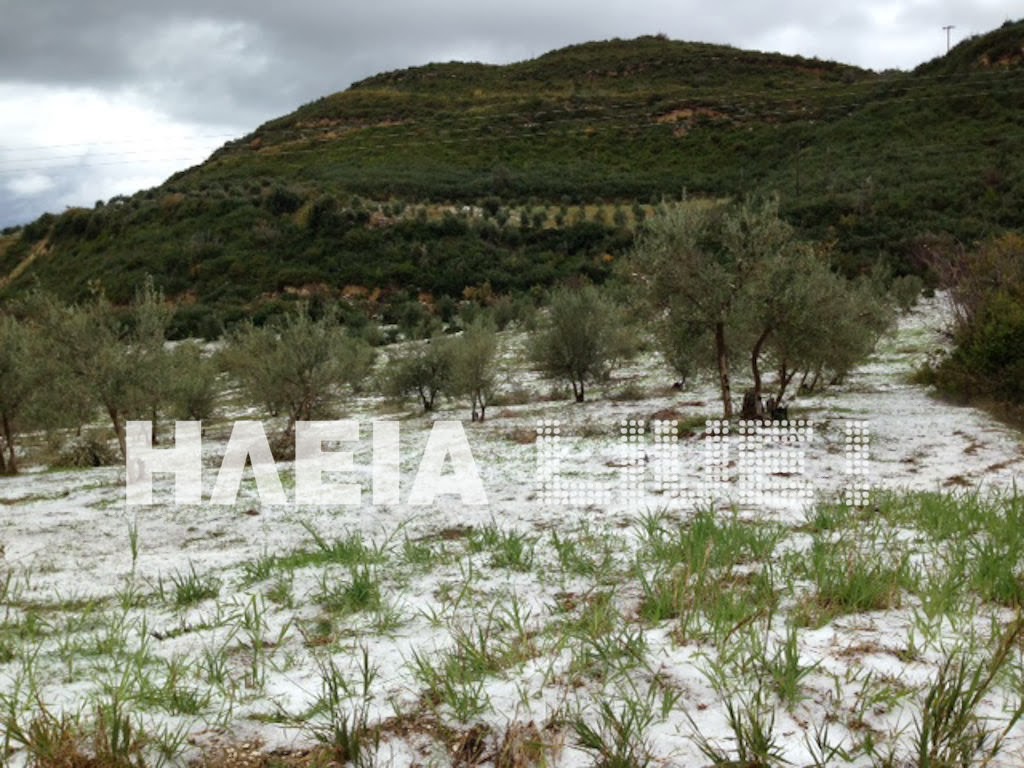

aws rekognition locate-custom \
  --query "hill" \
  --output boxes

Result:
[2,23,1023,335]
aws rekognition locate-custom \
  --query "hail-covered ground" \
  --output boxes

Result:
[2,294,1024,767]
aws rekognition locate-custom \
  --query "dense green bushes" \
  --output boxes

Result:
[2,192,625,335]
[928,233,1024,407]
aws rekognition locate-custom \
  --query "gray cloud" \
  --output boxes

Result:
[0,0,1014,227]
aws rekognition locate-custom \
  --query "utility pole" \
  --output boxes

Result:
[943,25,955,53]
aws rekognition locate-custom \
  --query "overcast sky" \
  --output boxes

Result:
[0,0,1014,228]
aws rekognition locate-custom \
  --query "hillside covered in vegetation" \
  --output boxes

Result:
[1,21,1023,334]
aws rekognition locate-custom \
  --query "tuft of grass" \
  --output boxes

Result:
[753,623,817,709]
[489,529,536,571]
[800,537,910,625]
[162,563,221,608]
[409,647,492,721]
[495,720,557,768]
[265,572,295,608]
[240,549,277,585]
[573,693,656,768]
[316,565,383,617]
[912,616,1024,766]
[799,501,853,533]
[126,517,140,571]
[302,521,386,565]
[550,524,620,579]
[469,523,536,571]
[688,685,786,767]
[199,639,233,689]
[560,590,620,639]
[307,648,379,768]
[568,623,649,684]
[401,536,449,570]
[254,524,389,579]
[3,696,149,768]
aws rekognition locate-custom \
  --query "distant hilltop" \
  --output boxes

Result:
[2,20,1023,334]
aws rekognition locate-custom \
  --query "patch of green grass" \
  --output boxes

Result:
[557,590,620,640]
[241,549,278,585]
[799,501,854,533]
[636,508,784,573]
[573,693,656,768]
[968,536,1024,607]
[316,565,383,617]
[489,530,535,571]
[409,647,493,721]
[876,489,1024,608]
[568,622,649,684]
[240,526,389,585]
[468,524,536,572]
[798,537,912,625]
[163,564,221,608]
[306,649,379,766]
[751,623,817,709]
[285,525,387,570]
[636,512,779,642]
[689,685,786,767]
[912,617,1024,767]
[0,609,52,655]
[401,536,448,570]
[550,524,622,579]
[265,573,295,608]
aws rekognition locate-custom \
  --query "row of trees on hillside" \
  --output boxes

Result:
[9,187,629,335]
[342,198,895,421]
[0,197,899,474]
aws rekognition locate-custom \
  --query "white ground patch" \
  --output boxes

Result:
[1,294,1023,767]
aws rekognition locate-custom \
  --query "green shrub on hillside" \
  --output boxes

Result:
[930,233,1024,407]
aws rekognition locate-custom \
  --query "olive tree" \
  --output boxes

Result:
[629,199,762,418]
[0,314,45,473]
[46,280,173,458]
[529,284,634,403]
[450,318,498,421]
[631,197,892,417]
[168,341,221,421]
[221,306,375,439]
[383,335,454,413]
[810,277,891,390]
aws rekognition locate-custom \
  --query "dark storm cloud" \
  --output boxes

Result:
[5,0,1005,128]
[0,0,1014,227]
[0,0,885,129]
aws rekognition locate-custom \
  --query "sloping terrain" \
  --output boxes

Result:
[1,22,1022,330]
[2,296,1024,766]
